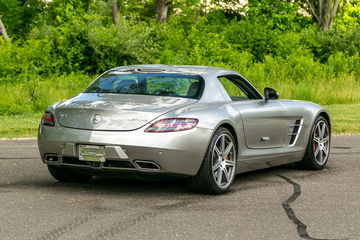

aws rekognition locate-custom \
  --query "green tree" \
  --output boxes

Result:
[156,0,172,23]
[0,16,9,41]
[0,0,45,38]
[336,0,360,29]
[111,0,120,24]
[247,0,310,30]
[298,0,341,31]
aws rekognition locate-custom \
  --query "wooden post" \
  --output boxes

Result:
[0,16,9,41]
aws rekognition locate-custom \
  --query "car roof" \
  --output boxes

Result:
[109,64,235,75]
[106,64,263,102]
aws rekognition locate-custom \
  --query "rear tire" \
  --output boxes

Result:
[187,127,237,194]
[47,165,92,183]
[297,116,331,170]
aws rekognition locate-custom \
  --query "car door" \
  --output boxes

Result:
[217,75,287,149]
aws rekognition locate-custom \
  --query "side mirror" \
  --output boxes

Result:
[264,87,279,101]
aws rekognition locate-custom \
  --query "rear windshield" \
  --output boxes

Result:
[84,72,204,99]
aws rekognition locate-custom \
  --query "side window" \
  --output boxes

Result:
[218,76,249,101]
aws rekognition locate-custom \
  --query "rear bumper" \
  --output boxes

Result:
[38,124,213,176]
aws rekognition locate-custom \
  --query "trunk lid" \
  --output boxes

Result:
[55,93,197,131]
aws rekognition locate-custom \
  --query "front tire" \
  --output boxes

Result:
[47,165,92,183]
[297,116,331,170]
[188,127,237,194]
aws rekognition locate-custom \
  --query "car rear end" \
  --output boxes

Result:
[38,70,212,178]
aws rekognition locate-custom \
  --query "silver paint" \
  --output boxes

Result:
[38,65,330,177]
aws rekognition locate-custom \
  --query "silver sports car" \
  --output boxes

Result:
[38,64,331,194]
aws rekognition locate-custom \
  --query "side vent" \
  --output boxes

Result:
[288,119,303,146]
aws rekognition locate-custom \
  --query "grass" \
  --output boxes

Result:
[0,114,42,139]
[325,103,360,135]
[0,104,358,139]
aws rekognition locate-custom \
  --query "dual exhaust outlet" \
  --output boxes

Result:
[44,154,160,171]
[133,160,160,171]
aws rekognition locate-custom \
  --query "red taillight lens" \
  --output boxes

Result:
[42,112,55,127]
[144,118,198,133]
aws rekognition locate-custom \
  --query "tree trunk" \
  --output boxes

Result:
[300,0,340,31]
[156,0,169,23]
[318,0,340,31]
[319,0,331,31]
[328,0,340,30]
[112,0,119,24]
[0,16,9,41]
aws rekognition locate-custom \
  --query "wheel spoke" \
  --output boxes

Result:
[223,167,230,183]
[214,146,222,157]
[223,142,233,158]
[322,148,328,159]
[319,147,323,163]
[314,145,320,157]
[220,135,226,152]
[323,136,329,143]
[317,124,321,137]
[320,123,326,138]
[224,160,235,167]
[313,137,321,143]
[213,160,221,171]
[217,168,223,185]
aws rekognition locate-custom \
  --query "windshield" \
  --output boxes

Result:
[84,72,204,99]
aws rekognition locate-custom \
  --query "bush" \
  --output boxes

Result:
[0,74,93,115]
[302,27,360,62]
[0,9,359,115]
[0,39,55,81]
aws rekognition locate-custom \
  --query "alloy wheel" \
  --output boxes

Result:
[212,133,236,189]
[313,120,330,165]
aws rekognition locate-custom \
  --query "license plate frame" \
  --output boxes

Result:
[78,145,106,162]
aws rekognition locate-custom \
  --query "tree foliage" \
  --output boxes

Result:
[0,0,359,114]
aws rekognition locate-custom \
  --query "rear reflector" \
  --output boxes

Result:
[42,112,55,126]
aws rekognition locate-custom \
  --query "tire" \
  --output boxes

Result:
[47,165,92,183]
[297,116,331,170]
[188,127,237,194]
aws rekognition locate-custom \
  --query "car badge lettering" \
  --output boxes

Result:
[91,114,101,124]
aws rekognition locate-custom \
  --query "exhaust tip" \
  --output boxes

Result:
[44,154,59,164]
[133,160,160,171]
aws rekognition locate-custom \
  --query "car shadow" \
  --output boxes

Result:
[40,165,321,196]
[1,162,333,197]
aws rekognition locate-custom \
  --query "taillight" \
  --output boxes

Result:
[42,112,55,127]
[144,118,198,133]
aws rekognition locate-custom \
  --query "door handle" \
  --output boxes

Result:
[260,137,270,141]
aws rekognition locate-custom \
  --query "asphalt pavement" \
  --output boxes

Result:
[0,136,359,240]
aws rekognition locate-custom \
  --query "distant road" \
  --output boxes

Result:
[0,136,359,240]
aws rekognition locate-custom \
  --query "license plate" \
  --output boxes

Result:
[79,145,106,162]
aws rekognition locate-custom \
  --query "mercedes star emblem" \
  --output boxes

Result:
[91,114,101,124]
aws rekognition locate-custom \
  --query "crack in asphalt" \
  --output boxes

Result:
[277,175,348,240]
